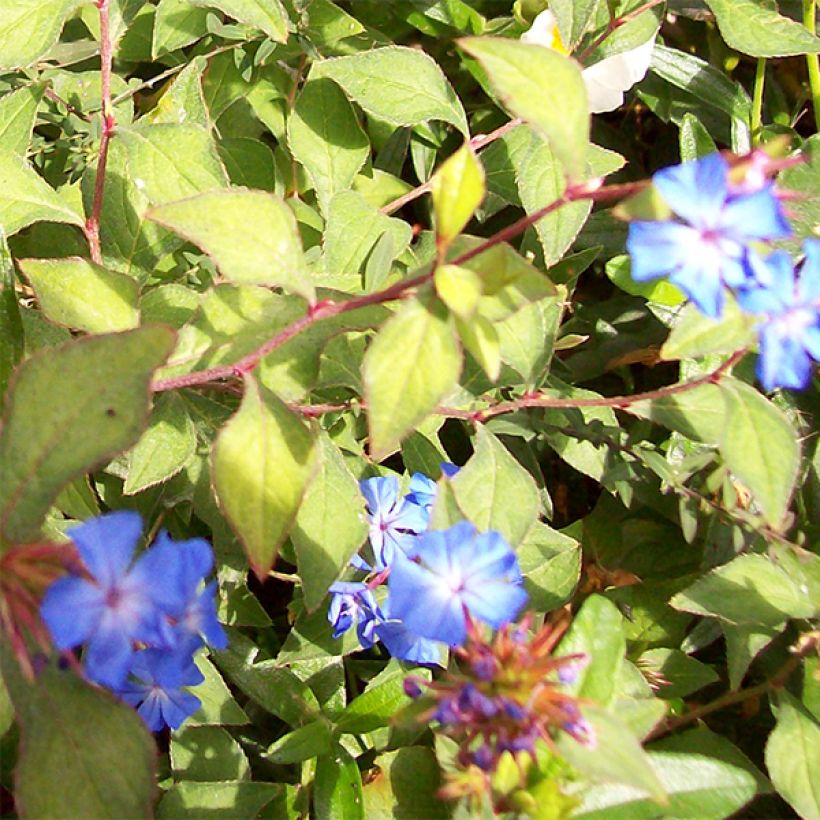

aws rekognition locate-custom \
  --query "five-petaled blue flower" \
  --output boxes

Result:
[737,241,820,391]
[114,643,205,731]
[387,521,527,646]
[359,476,430,569]
[327,581,381,646]
[627,152,790,318]
[40,511,181,687]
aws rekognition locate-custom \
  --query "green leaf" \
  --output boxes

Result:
[218,137,276,190]
[574,750,756,819]
[171,725,250,782]
[627,384,725,444]
[550,0,601,49]
[314,748,365,820]
[0,233,23,409]
[265,720,332,764]
[679,112,718,161]
[9,663,155,819]
[451,425,540,546]
[0,0,89,70]
[778,133,820,243]
[704,0,820,57]
[188,0,289,42]
[661,299,757,361]
[0,327,175,544]
[459,37,589,179]
[152,0,210,57]
[557,707,666,803]
[431,141,485,247]
[157,782,281,819]
[149,189,314,300]
[670,553,815,628]
[291,431,368,612]
[145,58,210,128]
[187,653,249,726]
[517,520,581,611]
[557,594,625,707]
[0,154,84,238]
[436,264,483,320]
[116,124,228,205]
[606,254,685,307]
[124,391,196,494]
[0,84,43,156]
[211,374,317,577]
[314,46,468,135]
[214,632,321,725]
[18,257,140,333]
[363,295,461,459]
[362,747,449,819]
[287,76,369,216]
[719,378,800,528]
[766,691,820,820]
[638,648,719,700]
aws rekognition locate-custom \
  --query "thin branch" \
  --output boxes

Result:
[84,0,115,265]
[43,86,91,122]
[576,0,666,64]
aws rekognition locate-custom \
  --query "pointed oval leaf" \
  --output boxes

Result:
[459,36,589,179]
[212,375,318,578]
[0,84,43,156]
[363,295,462,460]
[149,189,314,301]
[719,379,800,528]
[0,327,175,544]
[19,257,140,333]
[431,142,485,247]
[188,0,288,42]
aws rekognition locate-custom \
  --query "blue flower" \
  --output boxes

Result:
[375,608,444,665]
[40,512,184,687]
[114,644,204,731]
[327,581,382,647]
[627,152,790,318]
[405,464,460,510]
[146,532,228,650]
[359,476,430,569]
[736,241,820,391]
[387,521,528,647]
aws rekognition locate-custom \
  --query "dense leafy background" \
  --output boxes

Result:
[0,0,818,818]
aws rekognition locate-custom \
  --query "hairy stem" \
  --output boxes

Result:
[84,0,115,265]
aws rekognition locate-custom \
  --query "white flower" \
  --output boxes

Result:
[522,10,655,114]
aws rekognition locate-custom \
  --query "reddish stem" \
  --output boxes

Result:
[84,0,115,265]
[576,0,666,64]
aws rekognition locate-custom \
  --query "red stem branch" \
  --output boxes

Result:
[84,0,115,265]
[576,0,666,64]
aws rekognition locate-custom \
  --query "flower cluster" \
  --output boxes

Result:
[627,152,819,391]
[39,511,227,731]
[327,468,527,664]
[404,616,592,789]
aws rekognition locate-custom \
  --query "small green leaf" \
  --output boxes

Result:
[719,378,800,528]
[459,36,589,179]
[557,594,625,707]
[314,748,365,820]
[0,84,43,156]
[456,313,501,381]
[157,782,281,819]
[517,520,581,611]
[8,662,155,820]
[670,553,815,628]
[0,154,84,238]
[627,384,726,444]
[431,142,485,247]
[0,0,89,70]
[19,257,140,333]
[212,375,317,577]
[291,431,368,612]
[0,327,175,545]
[574,750,755,819]
[363,295,461,459]
[679,112,718,161]
[152,0,210,57]
[171,725,250,782]
[550,0,601,49]
[765,691,820,820]
[187,653,249,726]
[0,233,24,409]
[661,300,757,361]
[435,264,483,319]
[451,425,540,546]
[638,648,719,700]
[124,391,196,495]
[704,0,820,57]
[149,189,314,300]
[314,46,468,135]
[287,76,369,216]
[188,0,289,42]
[265,721,332,764]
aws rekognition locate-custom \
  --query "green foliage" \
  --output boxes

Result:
[0,1,817,817]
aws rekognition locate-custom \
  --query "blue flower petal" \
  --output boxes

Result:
[719,185,791,241]
[83,617,136,688]
[653,152,729,227]
[68,510,142,589]
[627,221,696,281]
[40,576,103,650]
